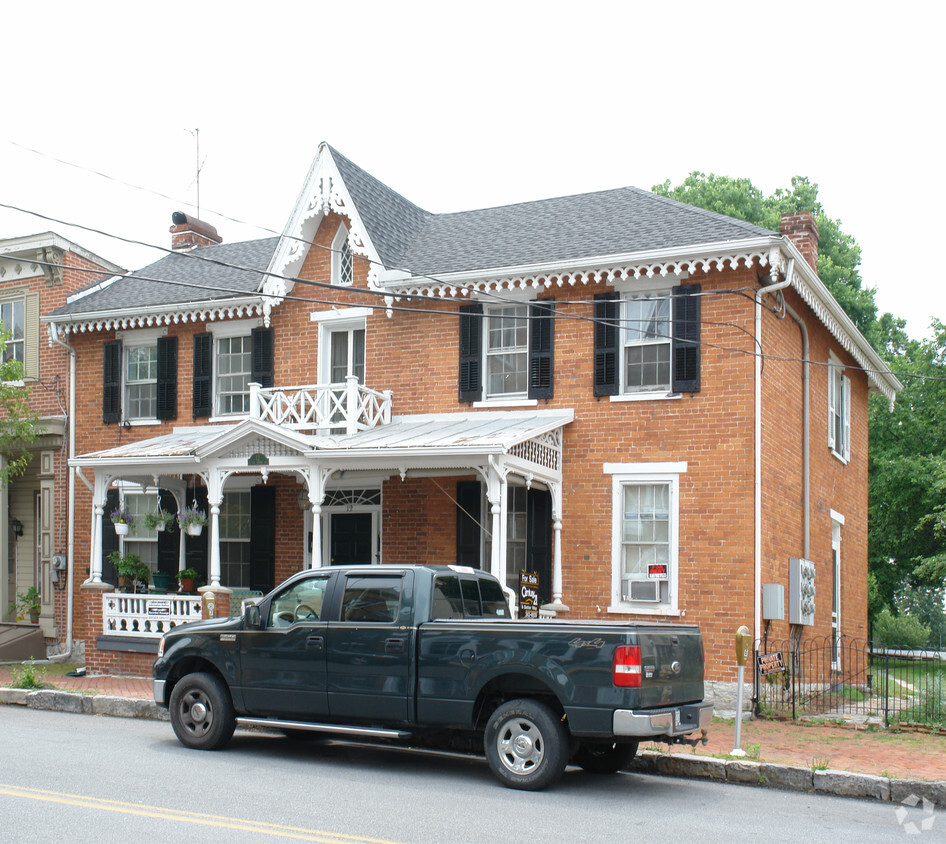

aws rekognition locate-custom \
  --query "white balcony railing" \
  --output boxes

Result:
[250,377,392,434]
[102,593,203,638]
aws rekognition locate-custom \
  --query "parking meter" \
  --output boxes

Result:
[732,625,751,755]
[735,625,751,666]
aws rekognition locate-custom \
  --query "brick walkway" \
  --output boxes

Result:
[2,663,944,781]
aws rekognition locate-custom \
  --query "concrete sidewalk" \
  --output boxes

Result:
[2,662,944,805]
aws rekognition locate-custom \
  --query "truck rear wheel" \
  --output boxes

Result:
[574,740,639,774]
[484,699,568,790]
[169,672,235,751]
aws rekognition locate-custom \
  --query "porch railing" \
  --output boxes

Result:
[102,593,203,638]
[250,377,392,434]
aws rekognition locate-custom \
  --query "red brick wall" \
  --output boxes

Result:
[58,213,873,683]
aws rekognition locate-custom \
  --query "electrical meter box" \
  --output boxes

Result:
[789,557,816,625]
[762,583,784,621]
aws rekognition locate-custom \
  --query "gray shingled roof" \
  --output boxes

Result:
[48,237,278,318]
[49,146,778,318]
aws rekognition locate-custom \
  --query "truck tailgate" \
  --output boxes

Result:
[636,625,704,709]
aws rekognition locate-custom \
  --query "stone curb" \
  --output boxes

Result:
[3,690,944,803]
[629,750,946,804]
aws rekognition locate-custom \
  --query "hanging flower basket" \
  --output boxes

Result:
[178,506,207,537]
[110,507,134,536]
[145,508,176,533]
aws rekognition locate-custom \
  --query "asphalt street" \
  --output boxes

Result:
[2,707,940,843]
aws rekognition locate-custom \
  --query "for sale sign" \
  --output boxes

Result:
[519,571,540,619]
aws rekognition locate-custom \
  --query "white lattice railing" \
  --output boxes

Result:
[250,377,392,435]
[102,593,203,638]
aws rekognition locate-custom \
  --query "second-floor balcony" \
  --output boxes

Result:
[249,377,392,435]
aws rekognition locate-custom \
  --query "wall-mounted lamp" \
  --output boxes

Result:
[10,518,23,538]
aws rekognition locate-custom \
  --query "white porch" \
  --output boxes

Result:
[70,394,574,615]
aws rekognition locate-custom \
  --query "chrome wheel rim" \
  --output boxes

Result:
[496,717,544,775]
[179,688,213,737]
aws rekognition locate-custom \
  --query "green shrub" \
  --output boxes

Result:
[873,608,931,648]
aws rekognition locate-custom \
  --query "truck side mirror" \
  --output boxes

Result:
[245,604,261,629]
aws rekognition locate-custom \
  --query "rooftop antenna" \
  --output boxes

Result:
[186,128,205,218]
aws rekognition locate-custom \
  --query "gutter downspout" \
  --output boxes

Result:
[755,258,795,643]
[47,322,77,662]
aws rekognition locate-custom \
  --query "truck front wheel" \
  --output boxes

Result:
[169,672,235,751]
[573,740,639,774]
[484,699,568,790]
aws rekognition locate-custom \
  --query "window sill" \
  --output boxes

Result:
[208,414,251,424]
[123,418,160,427]
[609,392,680,403]
[829,448,850,465]
[607,603,682,617]
[473,398,538,409]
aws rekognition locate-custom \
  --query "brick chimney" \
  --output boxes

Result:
[779,211,819,272]
[170,211,222,251]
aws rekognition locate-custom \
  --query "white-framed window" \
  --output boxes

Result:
[220,491,251,588]
[827,354,851,462]
[622,293,671,394]
[0,298,24,365]
[605,462,685,614]
[124,492,159,572]
[485,304,529,399]
[216,334,252,415]
[125,342,158,420]
[332,224,354,287]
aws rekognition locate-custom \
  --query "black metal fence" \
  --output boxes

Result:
[753,636,946,727]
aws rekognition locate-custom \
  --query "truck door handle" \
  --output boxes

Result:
[306,635,324,652]
[384,637,405,655]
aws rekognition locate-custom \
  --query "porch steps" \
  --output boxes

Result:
[0,623,46,661]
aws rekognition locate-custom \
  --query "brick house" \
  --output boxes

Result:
[42,144,900,687]
[1,233,122,648]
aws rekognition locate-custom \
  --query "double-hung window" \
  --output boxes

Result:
[123,491,159,572]
[827,355,851,462]
[103,330,177,424]
[0,299,25,366]
[606,463,684,613]
[192,321,273,419]
[594,284,700,398]
[220,491,251,587]
[458,299,554,403]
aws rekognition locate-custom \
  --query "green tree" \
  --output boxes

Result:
[868,320,946,609]
[0,335,41,483]
[652,173,879,339]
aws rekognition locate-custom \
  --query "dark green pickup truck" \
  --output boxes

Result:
[153,564,712,790]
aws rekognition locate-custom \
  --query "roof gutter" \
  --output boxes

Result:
[46,322,77,663]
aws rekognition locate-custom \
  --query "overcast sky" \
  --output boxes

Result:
[2,1,942,340]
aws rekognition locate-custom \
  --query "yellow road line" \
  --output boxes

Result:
[0,784,404,844]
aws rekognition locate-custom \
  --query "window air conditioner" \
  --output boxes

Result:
[624,580,660,602]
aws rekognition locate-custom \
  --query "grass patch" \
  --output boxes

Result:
[8,661,48,690]
[809,757,830,771]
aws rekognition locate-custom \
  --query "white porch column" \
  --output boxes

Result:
[208,498,222,587]
[307,467,327,569]
[544,482,569,612]
[496,472,508,590]
[345,375,359,435]
[89,474,108,584]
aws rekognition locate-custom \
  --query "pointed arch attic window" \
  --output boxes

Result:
[332,224,354,287]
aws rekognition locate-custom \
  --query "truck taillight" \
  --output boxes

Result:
[613,645,642,687]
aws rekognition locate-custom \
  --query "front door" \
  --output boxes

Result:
[330,512,373,565]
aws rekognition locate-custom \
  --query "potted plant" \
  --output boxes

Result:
[145,508,176,532]
[110,506,134,536]
[107,551,142,592]
[9,586,41,623]
[133,560,152,593]
[178,568,200,593]
[151,570,171,592]
[178,506,207,536]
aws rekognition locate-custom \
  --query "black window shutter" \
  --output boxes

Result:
[671,284,701,393]
[192,333,213,419]
[593,292,619,396]
[156,336,178,421]
[251,326,274,388]
[456,481,482,568]
[458,304,483,403]
[528,300,555,400]
[103,340,122,423]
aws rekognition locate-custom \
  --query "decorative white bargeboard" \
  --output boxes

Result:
[102,593,203,638]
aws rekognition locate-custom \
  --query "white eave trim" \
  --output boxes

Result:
[41,296,270,335]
